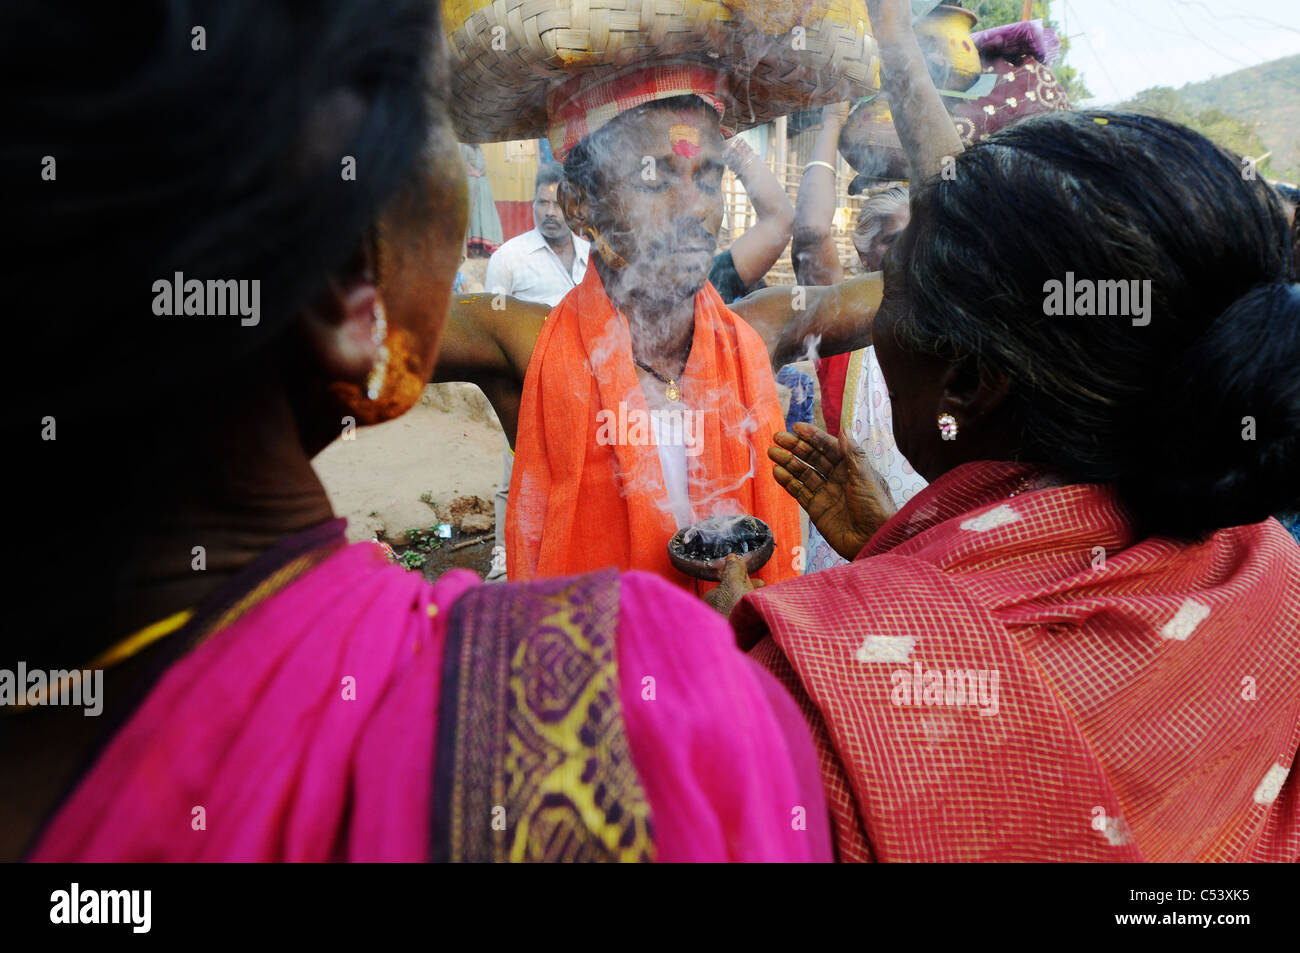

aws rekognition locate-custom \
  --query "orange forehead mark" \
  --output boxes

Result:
[669,123,701,158]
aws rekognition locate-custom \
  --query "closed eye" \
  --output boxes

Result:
[696,161,724,194]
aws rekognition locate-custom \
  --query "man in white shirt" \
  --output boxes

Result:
[482,163,590,579]
[485,163,590,309]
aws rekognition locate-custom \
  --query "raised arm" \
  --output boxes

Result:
[433,293,548,446]
[868,0,964,182]
[731,272,882,370]
[734,1,959,369]
[723,138,795,288]
[791,102,851,287]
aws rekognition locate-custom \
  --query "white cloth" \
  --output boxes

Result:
[484,228,590,308]
[805,346,928,573]
[486,438,512,582]
[649,412,694,530]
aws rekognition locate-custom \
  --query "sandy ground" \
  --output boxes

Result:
[314,382,505,546]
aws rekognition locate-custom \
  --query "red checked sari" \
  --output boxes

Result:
[733,461,1300,862]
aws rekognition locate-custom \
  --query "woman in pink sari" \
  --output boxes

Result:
[2,0,830,862]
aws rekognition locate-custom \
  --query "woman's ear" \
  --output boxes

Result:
[299,276,381,385]
[937,355,1012,430]
[558,178,590,240]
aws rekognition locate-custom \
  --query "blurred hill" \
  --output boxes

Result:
[1120,54,1300,182]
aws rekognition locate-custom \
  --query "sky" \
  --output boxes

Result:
[1049,0,1300,104]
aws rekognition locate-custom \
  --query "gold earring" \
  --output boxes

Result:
[366,296,389,401]
[586,225,629,269]
[937,413,958,441]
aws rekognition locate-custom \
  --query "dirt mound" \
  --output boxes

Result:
[422,382,499,427]
[313,386,505,546]
[443,495,492,524]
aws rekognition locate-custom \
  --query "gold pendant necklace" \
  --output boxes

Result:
[635,358,681,403]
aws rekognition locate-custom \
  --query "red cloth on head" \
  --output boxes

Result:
[547,61,732,162]
[734,460,1300,862]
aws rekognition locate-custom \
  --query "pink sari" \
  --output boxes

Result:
[31,524,830,862]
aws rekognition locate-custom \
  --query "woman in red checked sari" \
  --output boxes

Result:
[710,100,1300,861]
[1,0,830,863]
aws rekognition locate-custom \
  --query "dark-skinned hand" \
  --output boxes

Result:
[702,554,764,617]
[768,421,898,562]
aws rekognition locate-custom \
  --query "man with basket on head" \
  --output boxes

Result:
[435,0,889,592]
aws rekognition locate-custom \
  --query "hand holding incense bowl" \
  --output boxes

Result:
[668,515,774,582]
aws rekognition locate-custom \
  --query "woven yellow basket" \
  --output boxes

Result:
[442,0,880,143]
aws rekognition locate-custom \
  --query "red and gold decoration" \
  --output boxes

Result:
[839,11,1071,185]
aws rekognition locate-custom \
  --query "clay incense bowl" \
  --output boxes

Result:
[668,515,775,582]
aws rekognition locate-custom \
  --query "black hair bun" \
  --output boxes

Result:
[1120,282,1300,538]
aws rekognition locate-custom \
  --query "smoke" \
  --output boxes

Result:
[686,379,762,512]
[557,99,773,532]
[728,29,792,131]
[493,23,871,546]
[592,364,768,534]
[678,513,768,554]
[585,311,628,382]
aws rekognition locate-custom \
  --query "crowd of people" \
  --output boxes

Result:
[5,0,1299,863]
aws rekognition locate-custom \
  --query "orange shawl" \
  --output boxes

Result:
[507,266,799,591]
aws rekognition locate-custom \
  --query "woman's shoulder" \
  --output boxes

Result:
[609,570,834,861]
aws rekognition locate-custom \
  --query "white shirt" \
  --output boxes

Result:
[649,412,694,530]
[484,228,590,307]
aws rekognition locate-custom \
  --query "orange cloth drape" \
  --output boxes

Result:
[507,266,800,591]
